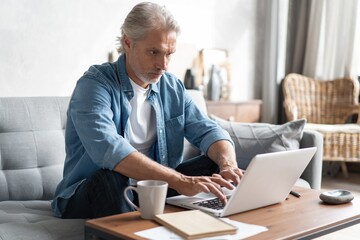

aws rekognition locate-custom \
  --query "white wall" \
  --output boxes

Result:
[0,0,265,101]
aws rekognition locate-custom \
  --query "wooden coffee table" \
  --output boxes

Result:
[85,187,360,240]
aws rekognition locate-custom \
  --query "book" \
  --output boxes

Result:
[153,210,237,239]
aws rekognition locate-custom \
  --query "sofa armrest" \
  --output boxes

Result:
[299,130,323,190]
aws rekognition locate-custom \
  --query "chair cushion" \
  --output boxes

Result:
[305,123,360,132]
[210,116,306,170]
[305,123,360,161]
[0,200,84,240]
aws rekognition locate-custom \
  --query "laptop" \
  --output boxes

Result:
[166,147,317,217]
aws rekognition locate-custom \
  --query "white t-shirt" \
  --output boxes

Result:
[128,79,156,157]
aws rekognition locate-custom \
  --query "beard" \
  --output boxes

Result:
[131,58,165,84]
[134,69,164,86]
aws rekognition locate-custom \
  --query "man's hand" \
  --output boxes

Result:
[174,174,236,204]
[185,139,244,203]
[207,140,244,185]
[218,165,244,186]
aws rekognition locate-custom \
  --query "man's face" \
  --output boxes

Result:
[124,29,177,88]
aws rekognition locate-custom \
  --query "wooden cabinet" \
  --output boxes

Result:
[206,100,262,122]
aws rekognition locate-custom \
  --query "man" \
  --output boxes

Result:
[52,2,242,219]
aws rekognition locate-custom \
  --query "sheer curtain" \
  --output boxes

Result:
[302,0,360,79]
[266,0,360,123]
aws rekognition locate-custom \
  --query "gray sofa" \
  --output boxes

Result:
[0,90,323,240]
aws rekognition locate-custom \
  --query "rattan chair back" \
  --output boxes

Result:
[283,73,360,124]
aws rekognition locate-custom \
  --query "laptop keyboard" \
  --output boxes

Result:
[193,196,230,210]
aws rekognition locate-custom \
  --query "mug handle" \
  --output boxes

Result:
[123,186,139,210]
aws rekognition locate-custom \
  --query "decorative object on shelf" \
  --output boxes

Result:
[196,48,231,101]
[183,68,195,89]
[207,65,222,101]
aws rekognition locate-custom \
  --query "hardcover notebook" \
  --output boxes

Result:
[167,147,317,217]
[154,210,237,239]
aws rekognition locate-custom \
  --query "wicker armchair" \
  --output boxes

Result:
[282,73,360,176]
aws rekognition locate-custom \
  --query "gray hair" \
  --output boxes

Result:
[116,2,181,54]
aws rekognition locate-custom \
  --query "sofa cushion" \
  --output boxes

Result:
[0,97,70,201]
[210,116,306,170]
[0,200,84,240]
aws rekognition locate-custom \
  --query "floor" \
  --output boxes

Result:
[315,171,360,240]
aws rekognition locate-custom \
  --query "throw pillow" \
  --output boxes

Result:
[210,115,306,170]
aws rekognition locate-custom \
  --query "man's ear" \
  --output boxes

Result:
[123,35,131,50]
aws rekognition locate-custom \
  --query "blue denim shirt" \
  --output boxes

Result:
[51,54,232,217]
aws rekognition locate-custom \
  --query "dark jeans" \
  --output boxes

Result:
[62,155,218,219]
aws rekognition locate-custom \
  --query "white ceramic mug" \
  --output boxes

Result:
[124,180,168,219]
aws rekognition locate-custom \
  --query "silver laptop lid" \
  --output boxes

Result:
[221,147,317,217]
[166,147,317,217]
